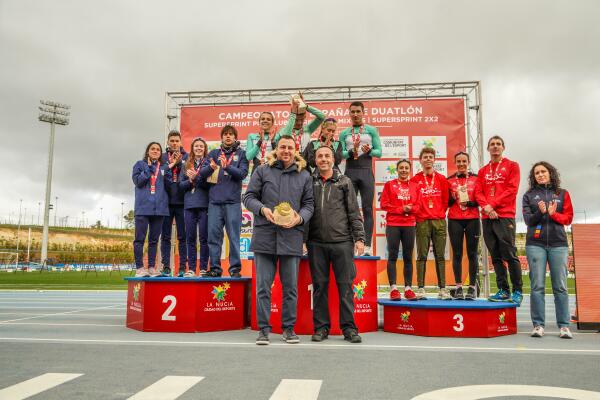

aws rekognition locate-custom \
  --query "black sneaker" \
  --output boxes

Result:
[161,266,172,277]
[206,270,222,278]
[282,328,300,344]
[256,329,270,345]
[311,329,329,342]
[343,329,362,343]
[453,286,464,300]
[230,272,242,278]
[464,286,476,300]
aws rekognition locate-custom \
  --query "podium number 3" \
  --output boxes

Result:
[162,295,177,321]
[453,314,464,332]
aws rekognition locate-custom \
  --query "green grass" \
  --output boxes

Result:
[0,270,132,290]
[0,270,577,293]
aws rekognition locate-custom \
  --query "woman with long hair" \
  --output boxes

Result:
[302,117,343,173]
[380,159,420,300]
[180,137,210,277]
[132,142,171,277]
[523,161,574,339]
[447,152,480,300]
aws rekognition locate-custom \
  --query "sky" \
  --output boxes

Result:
[0,0,599,229]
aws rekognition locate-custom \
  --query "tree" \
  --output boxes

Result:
[123,210,134,229]
[91,220,104,229]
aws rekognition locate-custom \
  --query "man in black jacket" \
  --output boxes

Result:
[308,145,365,343]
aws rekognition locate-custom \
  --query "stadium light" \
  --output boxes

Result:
[38,100,70,264]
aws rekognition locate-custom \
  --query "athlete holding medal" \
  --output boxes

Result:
[246,111,277,175]
[410,147,450,300]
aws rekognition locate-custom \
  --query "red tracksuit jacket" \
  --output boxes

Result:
[447,172,480,220]
[410,171,449,222]
[475,157,520,219]
[380,179,421,226]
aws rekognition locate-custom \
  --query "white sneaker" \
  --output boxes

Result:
[531,326,545,338]
[559,327,573,339]
[148,267,161,277]
[135,268,150,277]
[438,287,452,300]
[416,287,427,300]
[363,246,372,256]
[184,270,195,278]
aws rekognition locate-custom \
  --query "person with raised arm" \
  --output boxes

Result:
[246,111,277,175]
[274,93,326,152]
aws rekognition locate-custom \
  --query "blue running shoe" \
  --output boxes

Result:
[488,289,510,302]
[511,290,523,306]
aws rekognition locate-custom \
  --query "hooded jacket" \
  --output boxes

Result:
[243,151,314,256]
[200,141,249,204]
[308,169,365,244]
[132,160,171,217]
[179,158,210,209]
[160,147,188,206]
[523,185,573,248]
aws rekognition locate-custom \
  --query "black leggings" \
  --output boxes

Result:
[448,218,480,286]
[386,226,415,286]
[346,168,374,247]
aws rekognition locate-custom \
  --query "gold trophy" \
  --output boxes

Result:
[458,185,469,210]
[207,166,220,184]
[290,94,307,114]
[273,202,295,226]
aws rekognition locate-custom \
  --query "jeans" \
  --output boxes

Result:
[133,215,164,268]
[526,245,570,328]
[207,203,242,275]
[308,241,357,333]
[255,252,300,331]
[184,208,209,272]
[160,205,187,268]
[416,219,447,288]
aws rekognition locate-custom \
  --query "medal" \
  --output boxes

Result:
[292,129,302,151]
[351,125,363,160]
[428,199,434,209]
[490,186,496,197]
[424,172,435,209]
[488,159,503,198]
[191,158,204,194]
[150,161,160,194]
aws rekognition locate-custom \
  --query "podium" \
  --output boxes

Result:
[125,277,250,333]
[250,256,379,335]
[379,299,518,338]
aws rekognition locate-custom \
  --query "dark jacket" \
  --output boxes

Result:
[243,151,314,256]
[132,160,171,217]
[302,139,343,174]
[522,185,574,248]
[308,170,365,244]
[200,142,249,204]
[179,158,210,209]
[161,148,188,206]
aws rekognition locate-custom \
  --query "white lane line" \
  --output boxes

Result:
[127,375,204,400]
[410,384,600,400]
[0,373,82,400]
[269,379,322,400]
[0,305,121,323]
[0,337,599,354]
[1,322,122,327]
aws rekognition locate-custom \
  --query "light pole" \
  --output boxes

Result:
[121,202,124,229]
[100,207,103,228]
[38,100,70,264]
[37,202,41,225]
[15,199,22,268]
[54,196,58,226]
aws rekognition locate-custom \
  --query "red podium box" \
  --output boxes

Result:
[125,277,250,333]
[379,299,518,338]
[250,256,379,335]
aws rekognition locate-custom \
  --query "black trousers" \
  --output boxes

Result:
[385,226,415,286]
[448,218,480,286]
[307,241,357,333]
[482,218,523,292]
[345,168,374,247]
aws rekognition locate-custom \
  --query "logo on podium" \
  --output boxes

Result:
[498,312,506,324]
[212,283,230,301]
[133,283,141,301]
[353,280,368,300]
[401,311,411,322]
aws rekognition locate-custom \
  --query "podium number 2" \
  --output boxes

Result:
[162,295,177,321]
[453,314,464,332]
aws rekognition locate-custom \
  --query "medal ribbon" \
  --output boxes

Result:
[150,161,161,194]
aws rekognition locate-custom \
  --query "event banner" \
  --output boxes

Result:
[180,98,466,259]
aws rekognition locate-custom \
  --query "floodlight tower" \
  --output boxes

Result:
[38,100,70,264]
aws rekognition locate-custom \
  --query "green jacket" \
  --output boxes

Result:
[339,124,382,159]
[245,132,277,161]
[274,105,326,150]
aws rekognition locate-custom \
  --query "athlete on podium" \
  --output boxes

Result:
[307,145,365,344]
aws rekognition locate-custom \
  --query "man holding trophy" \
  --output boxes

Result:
[339,101,382,256]
[275,93,326,152]
[243,135,314,345]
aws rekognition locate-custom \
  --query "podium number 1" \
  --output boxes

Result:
[453,314,464,332]
[162,295,177,321]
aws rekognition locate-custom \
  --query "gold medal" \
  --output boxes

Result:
[428,198,434,209]
[490,186,496,197]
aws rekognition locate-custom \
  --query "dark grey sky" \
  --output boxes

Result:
[1,0,598,228]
